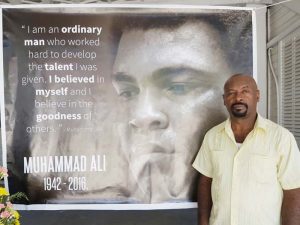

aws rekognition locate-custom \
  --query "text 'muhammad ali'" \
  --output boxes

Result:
[24,155,106,174]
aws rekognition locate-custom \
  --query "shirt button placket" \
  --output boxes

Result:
[231,156,239,225]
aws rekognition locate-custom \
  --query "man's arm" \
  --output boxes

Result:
[281,188,300,225]
[197,173,213,225]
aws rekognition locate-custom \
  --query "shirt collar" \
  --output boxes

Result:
[220,113,267,134]
[253,114,267,131]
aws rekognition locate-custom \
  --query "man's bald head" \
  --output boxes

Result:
[224,74,258,93]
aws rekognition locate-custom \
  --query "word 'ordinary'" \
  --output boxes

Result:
[61,25,102,36]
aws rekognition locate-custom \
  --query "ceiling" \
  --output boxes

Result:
[273,0,300,15]
[0,0,298,12]
[0,0,273,5]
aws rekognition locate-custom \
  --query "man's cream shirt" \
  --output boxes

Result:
[193,114,300,225]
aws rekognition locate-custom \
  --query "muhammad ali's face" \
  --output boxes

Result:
[112,21,231,203]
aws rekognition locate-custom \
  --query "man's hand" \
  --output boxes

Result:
[281,188,300,225]
[197,174,213,225]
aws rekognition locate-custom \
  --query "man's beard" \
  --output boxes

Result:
[231,103,248,118]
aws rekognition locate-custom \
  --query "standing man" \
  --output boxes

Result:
[193,74,300,225]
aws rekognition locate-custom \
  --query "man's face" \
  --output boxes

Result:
[112,21,231,203]
[223,75,259,119]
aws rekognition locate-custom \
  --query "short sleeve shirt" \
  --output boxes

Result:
[192,115,300,225]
